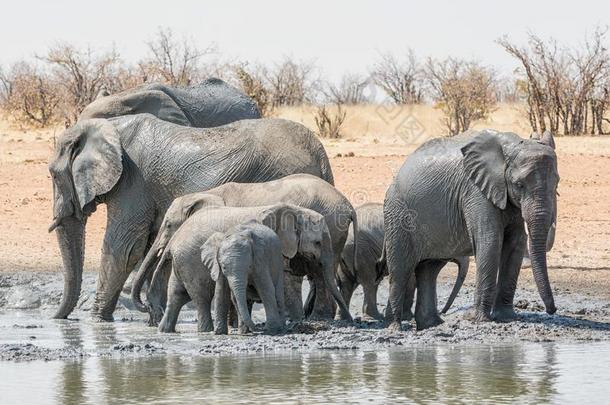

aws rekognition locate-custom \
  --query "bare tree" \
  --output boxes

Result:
[41,43,122,125]
[498,29,610,135]
[0,61,60,127]
[314,103,347,138]
[321,73,370,104]
[233,63,273,116]
[145,27,215,86]
[264,57,318,107]
[426,58,497,135]
[370,50,424,104]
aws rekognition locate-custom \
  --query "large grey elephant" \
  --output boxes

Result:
[79,78,260,126]
[48,114,334,321]
[383,130,559,331]
[131,173,357,321]
[144,204,351,333]
[202,221,286,335]
[339,203,468,320]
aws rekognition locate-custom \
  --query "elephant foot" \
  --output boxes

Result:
[214,325,228,335]
[362,312,384,322]
[158,321,176,333]
[464,308,493,323]
[90,312,114,323]
[198,319,214,333]
[308,311,334,321]
[237,325,251,335]
[415,315,444,331]
[387,321,403,332]
[492,305,517,322]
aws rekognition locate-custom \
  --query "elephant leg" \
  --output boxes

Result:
[213,274,231,335]
[336,264,357,318]
[414,260,446,330]
[493,225,527,321]
[402,272,416,321]
[362,282,382,320]
[228,304,239,328]
[252,272,284,334]
[309,274,335,320]
[158,272,189,333]
[92,205,154,321]
[466,227,503,322]
[284,272,304,322]
[385,221,417,331]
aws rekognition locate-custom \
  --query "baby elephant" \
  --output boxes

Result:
[339,203,469,321]
[201,221,286,335]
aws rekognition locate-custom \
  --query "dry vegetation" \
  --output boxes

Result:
[2,26,609,138]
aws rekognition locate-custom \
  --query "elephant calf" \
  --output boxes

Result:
[339,203,468,321]
[201,221,286,335]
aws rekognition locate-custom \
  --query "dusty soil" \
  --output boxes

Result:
[1,113,609,361]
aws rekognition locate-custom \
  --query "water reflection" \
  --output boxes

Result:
[3,342,610,404]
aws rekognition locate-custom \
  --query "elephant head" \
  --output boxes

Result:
[461,130,559,314]
[48,119,123,319]
[201,225,285,335]
[131,192,226,312]
[258,204,353,321]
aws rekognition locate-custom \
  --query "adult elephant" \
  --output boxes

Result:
[79,78,260,126]
[383,130,558,330]
[48,114,334,321]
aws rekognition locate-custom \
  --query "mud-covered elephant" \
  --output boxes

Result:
[79,78,260,126]
[131,173,357,321]
[142,203,351,333]
[340,203,468,320]
[48,114,334,321]
[383,130,559,330]
[201,221,286,335]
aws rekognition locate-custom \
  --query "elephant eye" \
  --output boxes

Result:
[516,181,524,189]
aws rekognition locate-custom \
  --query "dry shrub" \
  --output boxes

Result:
[0,62,60,127]
[370,50,424,104]
[498,29,610,135]
[314,103,347,138]
[426,58,497,135]
[233,64,273,117]
[321,73,371,105]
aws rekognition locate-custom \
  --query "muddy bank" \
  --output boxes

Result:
[1,271,609,362]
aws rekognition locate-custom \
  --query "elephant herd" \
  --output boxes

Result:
[48,78,560,334]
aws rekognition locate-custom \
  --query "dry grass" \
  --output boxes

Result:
[273,103,532,156]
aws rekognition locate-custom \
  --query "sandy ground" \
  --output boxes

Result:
[0,106,609,360]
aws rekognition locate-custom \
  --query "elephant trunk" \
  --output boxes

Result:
[131,242,162,313]
[53,216,86,319]
[524,205,556,315]
[321,249,353,322]
[229,276,256,332]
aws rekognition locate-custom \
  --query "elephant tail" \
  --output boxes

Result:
[350,210,360,281]
[375,243,387,284]
[440,256,469,314]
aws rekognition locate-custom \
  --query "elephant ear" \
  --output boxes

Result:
[71,119,123,210]
[201,232,224,282]
[181,193,226,220]
[461,132,507,209]
[79,89,191,126]
[260,205,299,259]
[539,131,556,150]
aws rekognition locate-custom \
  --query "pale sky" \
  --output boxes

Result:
[1,0,608,82]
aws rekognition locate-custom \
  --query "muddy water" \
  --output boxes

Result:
[1,342,610,404]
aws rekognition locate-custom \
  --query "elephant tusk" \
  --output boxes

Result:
[156,248,164,258]
[48,217,62,233]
